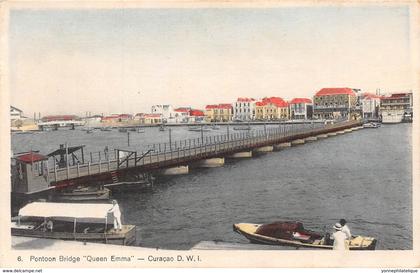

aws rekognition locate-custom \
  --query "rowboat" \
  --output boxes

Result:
[11,202,136,245]
[363,122,380,128]
[233,221,377,250]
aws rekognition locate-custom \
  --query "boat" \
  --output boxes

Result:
[11,202,136,245]
[100,127,112,131]
[233,126,251,131]
[159,125,165,131]
[104,180,152,193]
[52,186,110,202]
[211,125,220,130]
[233,221,377,250]
[363,122,380,129]
[129,128,137,132]
[189,126,211,132]
[118,128,128,133]
[137,128,145,133]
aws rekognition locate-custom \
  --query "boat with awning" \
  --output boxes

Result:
[11,202,136,245]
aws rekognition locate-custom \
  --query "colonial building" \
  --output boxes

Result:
[255,97,289,121]
[174,107,191,123]
[361,93,381,119]
[380,92,413,123]
[205,104,233,122]
[313,88,357,120]
[135,113,162,124]
[232,98,256,121]
[189,109,205,123]
[289,98,313,120]
[10,106,23,121]
[151,104,176,123]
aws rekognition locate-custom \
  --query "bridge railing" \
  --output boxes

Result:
[47,120,359,183]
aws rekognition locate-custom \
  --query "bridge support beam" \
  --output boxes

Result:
[327,132,337,137]
[344,129,353,133]
[304,136,317,142]
[196,158,225,168]
[336,130,345,135]
[159,165,189,176]
[316,134,328,139]
[274,142,291,150]
[253,146,274,153]
[291,139,305,145]
[227,151,252,159]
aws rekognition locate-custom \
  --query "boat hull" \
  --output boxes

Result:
[12,224,136,246]
[53,188,110,202]
[233,223,377,250]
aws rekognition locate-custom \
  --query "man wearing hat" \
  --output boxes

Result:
[332,223,348,250]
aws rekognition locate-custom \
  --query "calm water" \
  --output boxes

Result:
[11,123,412,250]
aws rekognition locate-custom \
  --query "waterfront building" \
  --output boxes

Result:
[380,92,413,123]
[82,115,102,126]
[255,97,289,121]
[232,98,256,121]
[313,88,357,120]
[289,98,313,120]
[174,107,191,123]
[10,106,23,121]
[101,114,132,124]
[151,105,176,123]
[189,109,205,123]
[135,113,163,124]
[361,93,381,119]
[205,104,233,122]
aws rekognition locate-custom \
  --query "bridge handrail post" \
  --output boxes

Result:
[99,159,102,173]
[77,163,80,177]
[88,162,91,175]
[108,158,110,171]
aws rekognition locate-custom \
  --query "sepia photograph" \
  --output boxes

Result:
[1,0,419,269]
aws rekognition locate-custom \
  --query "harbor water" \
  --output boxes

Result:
[11,123,412,250]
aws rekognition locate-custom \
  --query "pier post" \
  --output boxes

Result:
[54,162,57,182]
[99,159,102,173]
[77,163,80,177]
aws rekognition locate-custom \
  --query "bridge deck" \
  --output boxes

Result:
[40,120,360,186]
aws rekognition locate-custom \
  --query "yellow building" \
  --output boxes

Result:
[255,97,289,120]
[205,104,233,122]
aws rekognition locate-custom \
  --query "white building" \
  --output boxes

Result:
[173,107,191,123]
[151,105,176,123]
[289,98,313,120]
[232,98,256,121]
[362,93,381,119]
[10,106,23,121]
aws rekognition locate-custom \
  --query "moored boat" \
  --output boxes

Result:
[11,202,136,245]
[363,122,380,129]
[53,186,110,202]
[233,221,377,250]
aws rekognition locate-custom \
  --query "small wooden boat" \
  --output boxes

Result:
[129,128,137,132]
[53,186,110,202]
[363,122,380,128]
[118,128,128,133]
[137,128,145,133]
[233,221,377,250]
[12,202,136,245]
[100,127,112,131]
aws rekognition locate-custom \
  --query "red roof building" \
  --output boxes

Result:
[41,115,79,122]
[315,88,356,97]
[290,98,312,104]
[313,88,358,120]
[190,109,205,116]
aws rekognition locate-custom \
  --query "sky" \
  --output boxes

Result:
[9,6,413,116]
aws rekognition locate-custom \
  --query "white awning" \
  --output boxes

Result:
[18,202,114,220]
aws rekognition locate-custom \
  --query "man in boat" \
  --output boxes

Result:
[332,223,348,250]
[340,219,352,239]
[108,200,122,231]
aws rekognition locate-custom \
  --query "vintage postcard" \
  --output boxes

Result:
[0,0,419,269]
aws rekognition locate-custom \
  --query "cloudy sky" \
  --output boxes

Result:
[9,6,413,116]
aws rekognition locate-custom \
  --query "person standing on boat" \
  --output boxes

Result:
[108,200,122,231]
[332,223,348,250]
[340,219,352,240]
